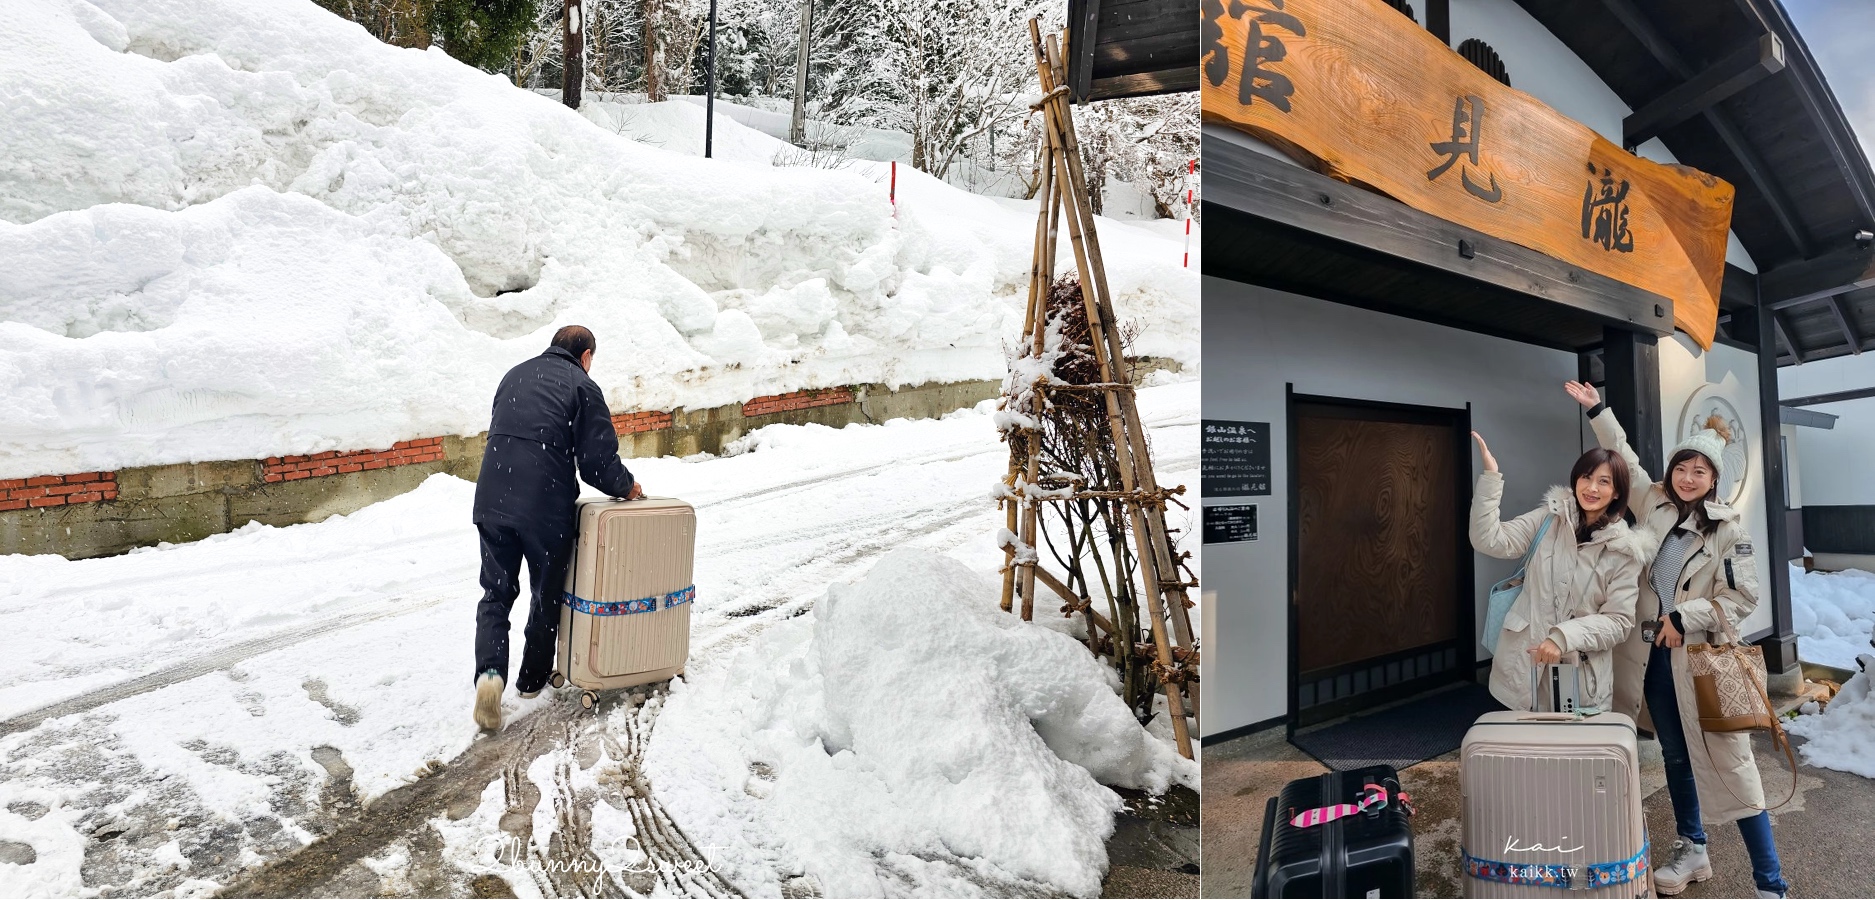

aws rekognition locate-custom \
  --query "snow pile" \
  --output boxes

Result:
[0,0,1197,480]
[1791,564,1875,670]
[1787,654,1875,779]
[0,386,1200,897]
[644,549,1197,898]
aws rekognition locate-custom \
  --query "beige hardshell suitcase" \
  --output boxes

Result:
[553,497,696,709]
[1460,711,1652,898]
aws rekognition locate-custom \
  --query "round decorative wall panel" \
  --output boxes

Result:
[1677,387,1749,506]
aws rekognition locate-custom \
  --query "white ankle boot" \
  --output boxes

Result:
[1653,838,1712,895]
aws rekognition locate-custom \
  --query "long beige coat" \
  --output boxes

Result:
[1471,471,1644,712]
[1591,410,1768,822]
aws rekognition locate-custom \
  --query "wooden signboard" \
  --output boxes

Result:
[1200,0,1735,347]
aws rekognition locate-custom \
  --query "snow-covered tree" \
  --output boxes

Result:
[318,0,1196,218]
[316,0,539,70]
[316,0,429,47]
[809,0,1054,178]
[1074,93,1200,218]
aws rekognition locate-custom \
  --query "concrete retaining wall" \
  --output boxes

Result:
[1,379,1001,560]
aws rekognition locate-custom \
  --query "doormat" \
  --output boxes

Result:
[1289,682,1504,771]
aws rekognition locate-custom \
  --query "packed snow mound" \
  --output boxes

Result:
[1787,654,1875,779]
[1791,564,1875,670]
[0,0,1197,480]
[645,549,1197,898]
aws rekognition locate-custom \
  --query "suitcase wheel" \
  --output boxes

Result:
[550,672,566,690]
[580,690,598,711]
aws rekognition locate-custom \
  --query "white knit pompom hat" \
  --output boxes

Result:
[1670,414,1733,473]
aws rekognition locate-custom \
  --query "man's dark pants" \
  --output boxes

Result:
[474,522,572,693]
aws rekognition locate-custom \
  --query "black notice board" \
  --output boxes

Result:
[1202,420,1271,497]
[1203,504,1258,544]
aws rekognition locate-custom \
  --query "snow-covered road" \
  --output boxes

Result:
[0,381,1200,898]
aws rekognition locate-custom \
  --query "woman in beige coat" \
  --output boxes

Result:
[1568,381,1788,899]
[1469,432,1644,714]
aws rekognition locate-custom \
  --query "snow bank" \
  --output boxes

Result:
[0,0,1197,480]
[1791,564,1875,670]
[1787,655,1875,779]
[644,549,1197,898]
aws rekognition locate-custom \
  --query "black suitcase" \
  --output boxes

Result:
[1252,765,1415,898]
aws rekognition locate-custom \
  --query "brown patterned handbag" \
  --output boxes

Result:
[1685,602,1797,811]
[1685,602,1777,733]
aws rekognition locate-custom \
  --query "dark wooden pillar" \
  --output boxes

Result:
[1427,0,1450,45]
[1752,291,1801,673]
[1602,327,1663,483]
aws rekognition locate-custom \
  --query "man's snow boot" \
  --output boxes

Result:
[474,670,504,731]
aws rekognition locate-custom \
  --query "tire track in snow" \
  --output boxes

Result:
[0,412,1195,741]
[211,476,989,898]
[0,592,453,737]
[14,408,1199,895]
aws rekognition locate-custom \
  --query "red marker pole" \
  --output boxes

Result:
[890,160,897,215]
[1182,158,1197,267]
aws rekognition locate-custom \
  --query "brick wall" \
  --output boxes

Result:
[5,389,859,510]
[262,438,446,483]
[0,472,118,511]
[742,387,856,417]
[612,410,673,435]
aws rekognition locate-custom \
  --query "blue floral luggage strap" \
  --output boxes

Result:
[1463,840,1649,890]
[563,584,695,616]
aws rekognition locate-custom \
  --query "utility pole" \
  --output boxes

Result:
[705,0,718,158]
[789,0,813,145]
[562,0,583,108]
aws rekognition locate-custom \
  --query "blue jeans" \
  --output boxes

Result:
[1645,643,1789,894]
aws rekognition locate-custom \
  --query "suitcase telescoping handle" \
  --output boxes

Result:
[1526,661,1594,716]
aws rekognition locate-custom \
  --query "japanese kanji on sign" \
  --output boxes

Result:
[1199,0,1737,347]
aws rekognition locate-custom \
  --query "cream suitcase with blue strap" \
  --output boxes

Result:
[554,497,695,708]
[1460,711,1651,898]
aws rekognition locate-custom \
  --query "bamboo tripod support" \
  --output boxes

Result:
[994,19,1198,760]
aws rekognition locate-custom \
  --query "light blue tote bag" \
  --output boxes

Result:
[1480,516,1552,655]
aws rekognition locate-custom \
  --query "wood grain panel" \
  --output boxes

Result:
[1200,0,1735,347]
[1295,413,1458,673]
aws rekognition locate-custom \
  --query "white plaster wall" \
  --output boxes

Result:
[1780,354,1875,505]
[1202,278,1584,736]
[1657,334,1775,637]
[1788,395,1875,506]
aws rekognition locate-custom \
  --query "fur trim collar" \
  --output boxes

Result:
[1541,485,1647,560]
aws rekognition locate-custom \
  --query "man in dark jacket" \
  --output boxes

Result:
[471,325,641,730]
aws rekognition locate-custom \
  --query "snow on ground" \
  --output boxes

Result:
[0,381,1200,897]
[1787,657,1875,780]
[1786,564,1875,779]
[1791,564,1875,670]
[644,550,1198,899]
[0,0,1197,481]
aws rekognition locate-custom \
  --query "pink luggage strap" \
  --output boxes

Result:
[1288,783,1413,828]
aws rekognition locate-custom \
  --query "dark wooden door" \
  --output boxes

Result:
[1291,397,1471,724]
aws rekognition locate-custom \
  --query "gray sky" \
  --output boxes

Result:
[1784,0,1875,153]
